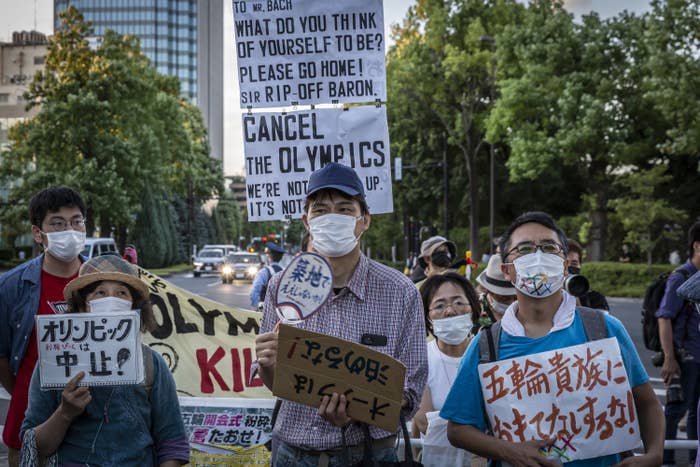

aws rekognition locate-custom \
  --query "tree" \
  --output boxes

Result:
[486,2,667,260]
[387,0,526,258]
[212,193,243,245]
[0,6,221,262]
[609,165,687,265]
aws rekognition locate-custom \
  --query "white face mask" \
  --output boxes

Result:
[44,230,86,262]
[88,296,133,314]
[512,250,565,298]
[308,213,362,258]
[489,296,510,316]
[431,313,472,345]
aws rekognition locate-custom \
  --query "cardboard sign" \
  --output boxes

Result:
[36,311,143,388]
[478,338,641,462]
[273,324,405,432]
[137,268,272,398]
[275,252,333,323]
[233,0,386,108]
[243,106,393,221]
[179,396,274,466]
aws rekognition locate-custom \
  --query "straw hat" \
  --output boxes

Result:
[64,254,150,301]
[476,255,516,296]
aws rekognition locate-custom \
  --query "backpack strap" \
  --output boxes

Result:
[478,320,502,363]
[142,344,155,395]
[576,306,608,341]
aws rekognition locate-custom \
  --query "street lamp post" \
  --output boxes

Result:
[480,35,496,255]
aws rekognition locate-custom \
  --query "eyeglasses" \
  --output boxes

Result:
[429,298,471,317]
[46,217,87,231]
[506,241,564,259]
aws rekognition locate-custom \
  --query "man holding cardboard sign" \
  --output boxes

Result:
[440,212,664,466]
[254,163,427,465]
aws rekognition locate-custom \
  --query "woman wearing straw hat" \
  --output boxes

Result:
[20,255,189,467]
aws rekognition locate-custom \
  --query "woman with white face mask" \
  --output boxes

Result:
[412,272,478,466]
[20,255,189,467]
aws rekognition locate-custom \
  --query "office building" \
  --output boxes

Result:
[54,0,198,102]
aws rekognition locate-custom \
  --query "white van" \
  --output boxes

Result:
[81,237,119,260]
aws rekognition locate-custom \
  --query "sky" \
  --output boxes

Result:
[0,0,652,44]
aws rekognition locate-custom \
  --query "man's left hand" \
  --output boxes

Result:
[318,393,352,427]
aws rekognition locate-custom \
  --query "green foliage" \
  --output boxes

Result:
[582,261,672,297]
[609,165,687,264]
[131,187,169,268]
[0,6,221,266]
[212,194,243,245]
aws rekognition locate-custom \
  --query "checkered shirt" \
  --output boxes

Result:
[258,254,428,450]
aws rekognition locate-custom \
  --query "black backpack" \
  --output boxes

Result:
[641,268,691,351]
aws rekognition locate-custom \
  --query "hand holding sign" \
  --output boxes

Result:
[275,252,333,325]
[59,372,92,422]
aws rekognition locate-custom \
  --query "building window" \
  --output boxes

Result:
[0,94,10,104]
[34,55,46,65]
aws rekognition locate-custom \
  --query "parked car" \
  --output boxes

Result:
[192,248,225,277]
[220,252,264,284]
[81,237,118,260]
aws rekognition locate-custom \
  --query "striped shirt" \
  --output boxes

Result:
[258,254,428,450]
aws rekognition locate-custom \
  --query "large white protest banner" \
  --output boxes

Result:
[36,311,143,388]
[233,0,386,108]
[243,105,392,221]
[478,337,641,463]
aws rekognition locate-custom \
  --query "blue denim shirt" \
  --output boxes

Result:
[656,259,700,361]
[22,350,189,466]
[0,254,44,375]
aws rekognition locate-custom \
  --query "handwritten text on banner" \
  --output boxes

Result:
[233,0,386,107]
[478,338,641,463]
[243,106,392,221]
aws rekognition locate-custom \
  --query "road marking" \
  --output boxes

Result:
[649,377,664,383]
[0,387,9,399]
[207,280,223,287]
[654,388,666,397]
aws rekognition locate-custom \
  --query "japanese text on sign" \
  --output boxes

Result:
[243,106,392,221]
[233,0,386,107]
[478,338,641,462]
[180,397,274,465]
[36,311,143,388]
[273,324,405,432]
[276,253,332,322]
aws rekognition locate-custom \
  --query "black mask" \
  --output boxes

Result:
[568,266,581,275]
[431,250,452,268]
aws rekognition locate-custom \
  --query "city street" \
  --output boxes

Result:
[0,274,685,465]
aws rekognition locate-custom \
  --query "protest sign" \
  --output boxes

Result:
[233,0,386,107]
[243,106,392,221]
[273,324,405,432]
[36,311,143,388]
[478,337,641,462]
[137,268,272,398]
[180,396,274,466]
[275,252,333,323]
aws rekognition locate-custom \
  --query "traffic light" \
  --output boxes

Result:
[262,236,268,242]
[269,234,275,239]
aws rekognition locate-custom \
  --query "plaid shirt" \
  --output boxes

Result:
[258,254,428,450]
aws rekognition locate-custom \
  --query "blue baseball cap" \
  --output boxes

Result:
[265,242,285,254]
[678,270,700,303]
[306,163,365,199]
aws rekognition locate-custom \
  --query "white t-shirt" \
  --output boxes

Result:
[426,339,462,410]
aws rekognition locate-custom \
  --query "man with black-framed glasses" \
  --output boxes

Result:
[0,186,87,467]
[440,211,663,467]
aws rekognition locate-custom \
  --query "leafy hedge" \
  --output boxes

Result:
[581,262,671,298]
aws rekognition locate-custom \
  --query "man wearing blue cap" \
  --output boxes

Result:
[254,163,428,465]
[249,241,285,309]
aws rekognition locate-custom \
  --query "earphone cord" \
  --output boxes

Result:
[82,387,116,467]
